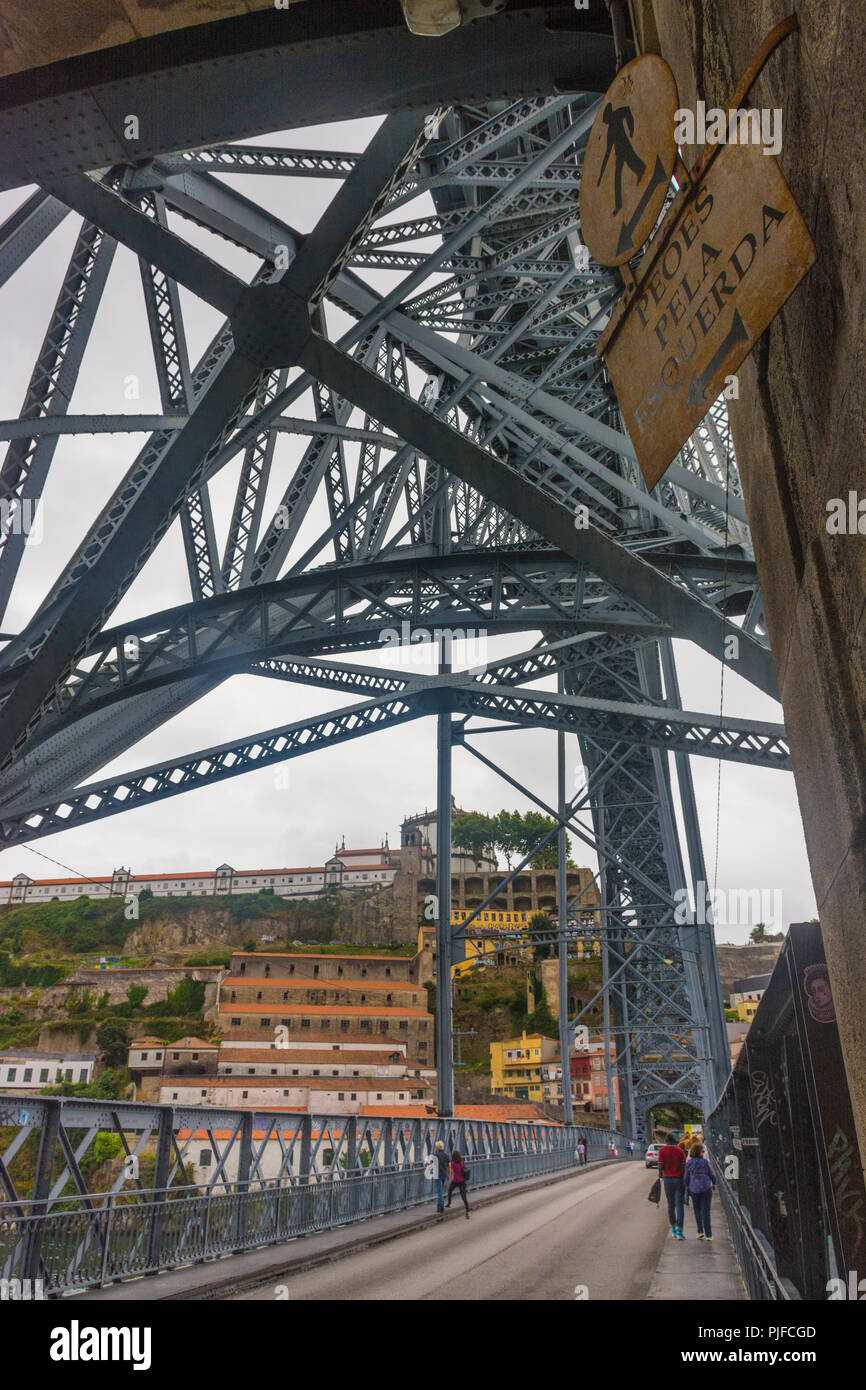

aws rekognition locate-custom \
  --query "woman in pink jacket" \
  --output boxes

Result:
[446,1149,471,1219]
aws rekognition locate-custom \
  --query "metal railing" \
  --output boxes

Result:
[708,1148,794,1301]
[0,1095,624,1294]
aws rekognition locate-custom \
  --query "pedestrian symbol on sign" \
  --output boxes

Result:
[596,103,645,216]
[580,55,679,269]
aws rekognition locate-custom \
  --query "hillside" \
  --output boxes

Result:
[446,955,605,1104]
[0,887,414,1057]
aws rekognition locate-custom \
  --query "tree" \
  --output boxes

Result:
[96,1019,131,1068]
[528,911,554,961]
[163,977,205,1014]
[452,811,496,869]
[514,811,571,869]
[493,810,524,869]
[138,888,154,902]
[127,984,147,1011]
[749,922,784,944]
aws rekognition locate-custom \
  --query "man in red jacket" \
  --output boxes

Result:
[658,1133,687,1239]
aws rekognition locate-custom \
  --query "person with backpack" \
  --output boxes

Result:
[657,1132,686,1239]
[684,1140,716,1240]
[446,1148,470,1218]
[427,1140,449,1213]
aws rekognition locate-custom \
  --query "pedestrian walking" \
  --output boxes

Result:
[446,1149,470,1218]
[577,1135,587,1166]
[626,1141,634,1159]
[608,1140,617,1160]
[684,1141,716,1240]
[658,1132,687,1239]
[433,1140,449,1213]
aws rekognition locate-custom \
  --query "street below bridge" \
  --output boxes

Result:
[230,1163,667,1301]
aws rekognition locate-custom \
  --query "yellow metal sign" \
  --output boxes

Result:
[580,54,679,268]
[598,138,816,491]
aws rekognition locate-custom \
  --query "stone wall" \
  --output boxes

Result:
[642,0,866,1164]
[122,874,421,955]
[715,942,784,1002]
[35,968,221,1018]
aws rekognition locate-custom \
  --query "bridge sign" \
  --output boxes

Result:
[598,137,816,490]
[580,54,679,268]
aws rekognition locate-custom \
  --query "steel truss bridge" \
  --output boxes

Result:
[0,2,788,1141]
[0,1094,622,1295]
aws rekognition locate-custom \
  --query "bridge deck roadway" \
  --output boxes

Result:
[69,1159,744,1302]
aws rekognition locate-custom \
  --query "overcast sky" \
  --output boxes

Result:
[0,115,817,944]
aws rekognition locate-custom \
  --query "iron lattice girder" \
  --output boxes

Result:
[0,215,117,622]
[0,668,788,834]
[0,81,760,1139]
[0,550,663,742]
[0,691,425,846]
[298,333,775,695]
[0,113,432,765]
[0,2,620,194]
[452,685,790,769]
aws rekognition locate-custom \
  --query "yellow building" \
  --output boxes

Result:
[490,1030,559,1102]
[449,909,602,979]
[450,907,533,978]
[736,998,760,1022]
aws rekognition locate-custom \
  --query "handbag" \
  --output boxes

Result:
[647,1178,661,1204]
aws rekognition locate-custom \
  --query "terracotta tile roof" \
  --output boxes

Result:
[129,1037,166,1047]
[223,977,417,992]
[217,1048,405,1065]
[163,1076,432,1092]
[217,1030,409,1049]
[2,876,113,887]
[166,1036,217,1049]
[332,864,395,871]
[231,951,411,962]
[359,1106,431,1118]
[217,1003,430,1017]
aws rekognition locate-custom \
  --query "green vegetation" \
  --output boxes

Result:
[0,953,66,987]
[749,922,785,943]
[96,1020,131,1067]
[183,950,233,967]
[527,910,553,961]
[452,808,576,870]
[42,1066,132,1101]
[0,896,129,956]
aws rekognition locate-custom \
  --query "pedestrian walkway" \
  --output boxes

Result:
[70,1158,616,1301]
[646,1198,746,1300]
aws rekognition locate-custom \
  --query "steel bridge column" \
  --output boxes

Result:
[597,785,618,1134]
[436,664,455,1117]
[659,637,729,1106]
[22,1098,60,1282]
[557,673,573,1124]
[146,1106,174,1271]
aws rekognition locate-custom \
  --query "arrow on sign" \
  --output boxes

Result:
[616,155,668,257]
[686,309,750,407]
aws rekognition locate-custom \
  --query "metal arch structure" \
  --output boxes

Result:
[0,16,783,1142]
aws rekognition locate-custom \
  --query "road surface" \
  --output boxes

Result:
[229,1162,668,1301]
